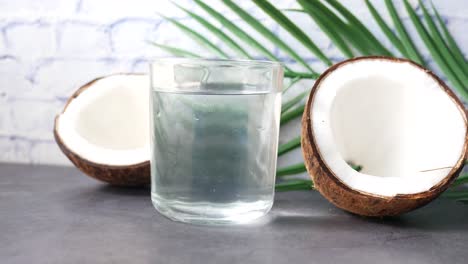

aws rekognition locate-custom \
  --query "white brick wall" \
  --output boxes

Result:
[0,0,466,165]
[57,21,110,57]
[5,21,57,62]
[110,18,162,56]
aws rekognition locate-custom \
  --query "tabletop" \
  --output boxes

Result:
[1,162,468,264]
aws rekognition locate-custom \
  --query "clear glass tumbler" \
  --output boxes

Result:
[149,58,283,224]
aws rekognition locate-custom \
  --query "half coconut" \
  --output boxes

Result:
[54,74,151,186]
[302,56,467,216]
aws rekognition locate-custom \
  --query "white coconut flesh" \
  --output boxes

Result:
[56,74,150,166]
[311,59,466,197]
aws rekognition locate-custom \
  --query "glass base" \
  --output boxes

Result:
[151,193,273,225]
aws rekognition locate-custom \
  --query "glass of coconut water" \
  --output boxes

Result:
[149,58,283,225]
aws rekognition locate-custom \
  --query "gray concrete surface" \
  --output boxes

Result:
[1,163,467,264]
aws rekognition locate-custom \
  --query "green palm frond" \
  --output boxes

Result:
[284,71,318,79]
[281,91,308,114]
[452,174,468,187]
[277,163,307,177]
[325,0,393,56]
[432,2,468,73]
[280,103,305,125]
[192,0,317,79]
[278,136,301,156]
[172,2,252,59]
[298,0,354,58]
[152,0,468,196]
[252,0,332,66]
[160,15,229,58]
[384,0,425,64]
[419,1,467,79]
[276,179,314,192]
[193,0,283,63]
[365,0,409,57]
[221,0,317,74]
[283,76,301,93]
[281,8,305,13]
[442,190,468,200]
[313,0,374,56]
[403,0,467,98]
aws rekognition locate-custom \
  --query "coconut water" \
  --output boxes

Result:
[150,83,281,224]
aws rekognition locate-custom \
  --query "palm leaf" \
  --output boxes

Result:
[278,136,301,156]
[221,0,317,74]
[419,0,467,84]
[252,0,332,66]
[403,0,467,97]
[281,91,307,114]
[149,42,201,58]
[280,103,305,125]
[384,0,425,65]
[193,0,294,73]
[276,163,307,177]
[283,3,388,56]
[298,0,354,58]
[365,0,409,57]
[283,76,301,93]
[428,2,467,77]
[284,71,318,79]
[432,2,468,73]
[172,2,252,59]
[452,174,468,187]
[161,15,229,58]
[442,190,468,199]
[282,8,305,13]
[324,0,393,56]
[313,0,374,56]
[276,179,313,191]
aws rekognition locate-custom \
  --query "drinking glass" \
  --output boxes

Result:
[149,58,283,224]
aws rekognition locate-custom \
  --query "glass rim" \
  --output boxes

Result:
[150,57,283,69]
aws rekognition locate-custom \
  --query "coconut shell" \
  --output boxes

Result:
[301,56,468,217]
[54,74,150,187]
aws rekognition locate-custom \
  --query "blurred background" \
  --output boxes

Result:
[0,0,466,166]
